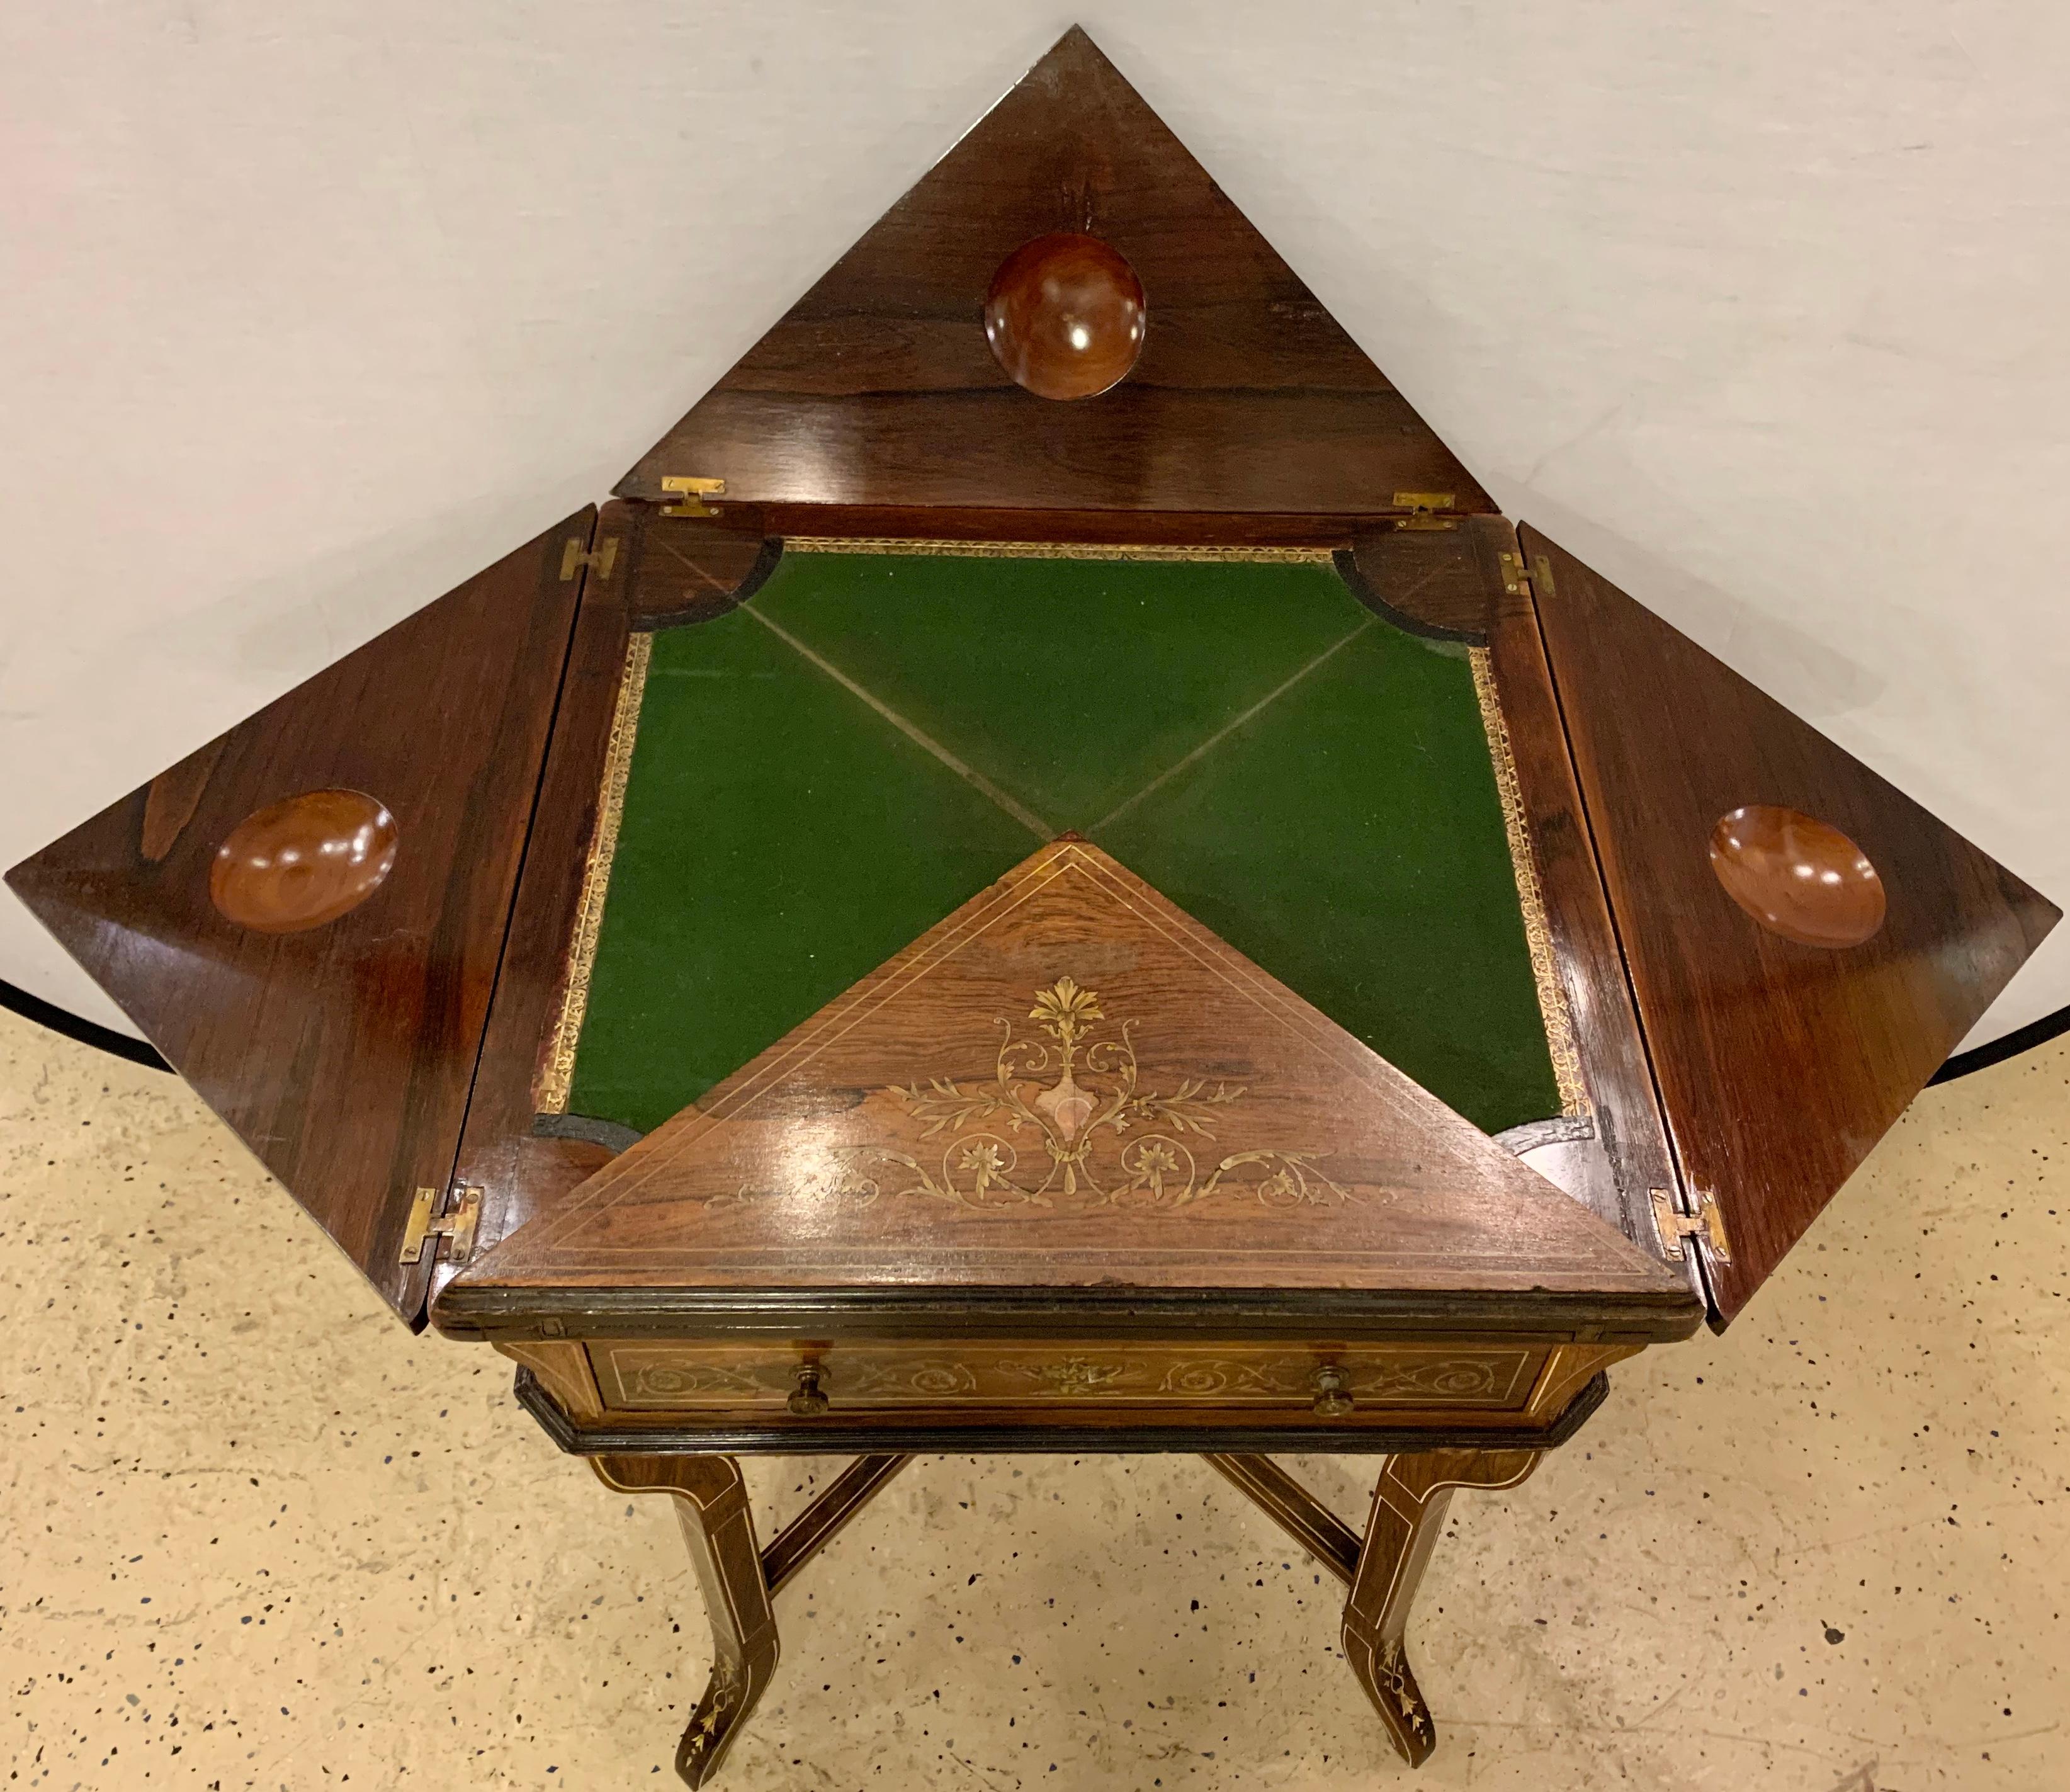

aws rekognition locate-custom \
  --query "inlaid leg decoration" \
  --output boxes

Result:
[592,1454,778,1788]
[592,1452,912,1788]
[1341,1449,1541,1766]
[1206,1449,1541,1767]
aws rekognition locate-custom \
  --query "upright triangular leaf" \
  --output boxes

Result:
[621,27,1491,518]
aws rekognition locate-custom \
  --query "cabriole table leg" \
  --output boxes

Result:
[591,1453,778,1788]
[1342,1448,1542,1765]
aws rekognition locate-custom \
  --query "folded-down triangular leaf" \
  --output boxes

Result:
[446,841,1690,1334]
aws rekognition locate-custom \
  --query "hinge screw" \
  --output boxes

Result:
[1649,1186,1733,1264]
[399,1185,482,1266]
[660,475,727,518]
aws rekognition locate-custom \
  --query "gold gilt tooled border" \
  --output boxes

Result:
[1469,646,1590,1118]
[784,537,1337,564]
[536,630,653,1115]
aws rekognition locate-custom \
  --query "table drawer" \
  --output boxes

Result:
[590,1340,1546,1415]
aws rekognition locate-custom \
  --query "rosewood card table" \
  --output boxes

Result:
[8,28,2056,1787]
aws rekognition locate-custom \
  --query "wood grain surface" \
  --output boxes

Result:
[441,840,1694,1341]
[623,513,779,628]
[590,1453,778,1786]
[586,1338,1547,1413]
[510,1357,1619,1456]
[138,737,230,862]
[701,506,1381,548]
[6,512,593,1322]
[1342,1449,1543,1765]
[438,502,649,1307]
[1481,526,1686,1252]
[618,28,1491,518]
[1523,525,2059,1322]
[1340,517,1520,642]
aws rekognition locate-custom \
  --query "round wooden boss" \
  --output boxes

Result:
[1708,804,1885,948]
[210,788,399,934]
[983,232,1146,400]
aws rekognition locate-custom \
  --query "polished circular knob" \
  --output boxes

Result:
[210,788,399,934]
[788,1365,830,1418]
[1707,804,1886,949]
[983,232,1146,400]
[1311,1366,1355,1419]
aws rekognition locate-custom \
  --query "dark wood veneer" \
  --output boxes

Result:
[6,513,594,1322]
[619,29,1492,518]
[1340,516,1522,642]
[436,502,647,1308]
[708,506,1376,547]
[1481,530,1687,1254]
[1524,525,2059,1321]
[627,514,780,627]
[140,738,230,863]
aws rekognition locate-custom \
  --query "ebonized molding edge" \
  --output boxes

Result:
[436,1282,1702,1344]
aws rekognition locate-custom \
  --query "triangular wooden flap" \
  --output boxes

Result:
[443,841,1694,1337]
[619,26,1492,520]
[6,509,604,1326]
[1521,526,2059,1325]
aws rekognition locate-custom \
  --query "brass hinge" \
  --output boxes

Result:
[1391,491,1459,531]
[1530,552,1558,596]
[560,536,619,583]
[660,475,727,518]
[400,1184,483,1267]
[1496,548,1532,597]
[1649,1186,1733,1264]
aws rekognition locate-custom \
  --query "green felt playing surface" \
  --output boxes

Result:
[562,549,1563,1138]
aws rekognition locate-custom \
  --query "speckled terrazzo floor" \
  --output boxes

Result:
[1,1006,2065,1791]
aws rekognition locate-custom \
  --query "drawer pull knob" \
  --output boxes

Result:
[788,1365,830,1418]
[1311,1366,1355,1419]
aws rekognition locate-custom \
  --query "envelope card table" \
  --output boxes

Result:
[9,26,2055,1787]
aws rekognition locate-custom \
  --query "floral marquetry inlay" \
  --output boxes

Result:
[725,975,1354,1215]
[594,1342,1543,1412]
[1377,1639,1430,1740]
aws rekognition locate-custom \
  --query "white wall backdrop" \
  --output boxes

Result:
[4,1,2066,1045]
